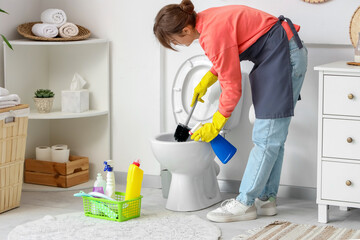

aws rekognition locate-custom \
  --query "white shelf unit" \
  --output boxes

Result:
[28,109,109,120]
[315,61,360,223]
[3,38,110,180]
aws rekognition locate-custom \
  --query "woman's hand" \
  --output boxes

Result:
[190,71,218,107]
[191,111,228,142]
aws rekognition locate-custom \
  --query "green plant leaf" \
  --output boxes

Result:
[1,34,13,50]
[34,89,54,98]
[0,9,9,14]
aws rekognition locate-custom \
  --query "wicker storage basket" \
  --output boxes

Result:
[350,6,360,48]
[0,105,29,213]
[17,22,91,41]
[303,0,328,3]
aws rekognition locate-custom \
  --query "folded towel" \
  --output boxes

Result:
[0,100,18,108]
[41,9,67,28]
[0,94,21,104]
[0,104,17,109]
[59,22,79,38]
[32,23,59,38]
[0,87,10,96]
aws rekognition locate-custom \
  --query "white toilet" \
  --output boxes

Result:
[150,55,247,211]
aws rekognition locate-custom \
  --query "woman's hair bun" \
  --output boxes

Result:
[179,0,194,14]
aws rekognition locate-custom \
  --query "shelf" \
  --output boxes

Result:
[4,38,110,180]
[7,38,108,46]
[29,109,109,119]
[314,61,360,73]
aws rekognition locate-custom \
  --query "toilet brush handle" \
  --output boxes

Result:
[185,98,198,126]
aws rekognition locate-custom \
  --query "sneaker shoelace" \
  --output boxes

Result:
[220,198,238,211]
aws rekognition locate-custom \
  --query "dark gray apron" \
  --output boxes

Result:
[239,15,303,119]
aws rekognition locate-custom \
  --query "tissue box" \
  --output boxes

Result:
[61,90,89,113]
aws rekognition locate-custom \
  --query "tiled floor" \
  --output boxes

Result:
[1,185,359,240]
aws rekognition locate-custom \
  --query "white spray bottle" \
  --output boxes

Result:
[104,160,115,199]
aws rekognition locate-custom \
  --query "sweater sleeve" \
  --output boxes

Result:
[209,66,218,76]
[210,45,242,118]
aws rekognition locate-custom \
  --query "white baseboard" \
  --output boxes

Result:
[115,172,316,201]
[114,171,162,189]
[218,179,316,201]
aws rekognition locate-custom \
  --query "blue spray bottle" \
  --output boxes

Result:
[189,123,237,164]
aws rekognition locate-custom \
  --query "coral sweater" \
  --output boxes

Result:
[195,5,300,118]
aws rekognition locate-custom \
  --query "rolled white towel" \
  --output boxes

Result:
[41,9,67,28]
[59,22,79,38]
[0,94,21,104]
[0,87,10,96]
[32,23,59,38]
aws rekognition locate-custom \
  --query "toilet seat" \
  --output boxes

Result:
[172,55,221,128]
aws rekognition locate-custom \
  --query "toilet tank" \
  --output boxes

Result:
[223,73,248,131]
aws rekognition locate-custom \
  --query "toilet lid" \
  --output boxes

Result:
[172,55,221,127]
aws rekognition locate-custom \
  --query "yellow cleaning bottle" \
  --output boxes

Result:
[125,159,143,200]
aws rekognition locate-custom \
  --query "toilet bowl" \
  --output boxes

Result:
[151,133,220,211]
[150,55,247,211]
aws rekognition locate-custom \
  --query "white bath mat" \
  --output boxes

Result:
[8,210,221,240]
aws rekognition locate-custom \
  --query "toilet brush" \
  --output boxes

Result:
[174,98,198,142]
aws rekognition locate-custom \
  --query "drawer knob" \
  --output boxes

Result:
[346,180,352,186]
[348,94,354,100]
[347,137,353,143]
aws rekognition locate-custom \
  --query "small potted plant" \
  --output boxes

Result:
[33,89,55,113]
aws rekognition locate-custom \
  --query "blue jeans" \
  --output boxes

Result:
[236,38,308,206]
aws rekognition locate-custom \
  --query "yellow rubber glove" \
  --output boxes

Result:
[190,71,218,107]
[191,111,228,142]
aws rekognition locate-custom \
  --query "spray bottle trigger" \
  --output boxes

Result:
[104,161,113,172]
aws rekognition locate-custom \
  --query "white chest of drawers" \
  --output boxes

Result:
[315,61,360,223]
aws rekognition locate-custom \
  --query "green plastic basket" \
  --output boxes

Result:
[82,191,142,222]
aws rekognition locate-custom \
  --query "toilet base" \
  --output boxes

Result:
[165,166,222,212]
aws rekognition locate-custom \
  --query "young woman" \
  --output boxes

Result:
[153,0,307,222]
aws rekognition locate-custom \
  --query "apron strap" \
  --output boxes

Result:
[278,15,303,49]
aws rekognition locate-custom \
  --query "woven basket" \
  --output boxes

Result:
[17,22,91,41]
[0,105,29,213]
[303,0,328,3]
[350,6,360,47]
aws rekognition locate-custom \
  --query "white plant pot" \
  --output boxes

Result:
[33,97,54,113]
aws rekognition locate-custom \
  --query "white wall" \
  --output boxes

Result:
[191,0,359,45]
[0,0,357,189]
[0,0,42,86]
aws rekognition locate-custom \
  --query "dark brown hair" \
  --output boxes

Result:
[153,0,197,50]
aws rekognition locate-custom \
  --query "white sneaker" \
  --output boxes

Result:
[206,198,257,222]
[255,197,277,216]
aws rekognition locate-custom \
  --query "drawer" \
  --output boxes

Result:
[323,75,360,116]
[323,119,360,160]
[321,161,360,203]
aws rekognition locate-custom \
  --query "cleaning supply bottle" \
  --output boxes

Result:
[104,160,115,199]
[125,159,144,200]
[93,173,107,194]
[189,123,237,164]
[210,134,237,164]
